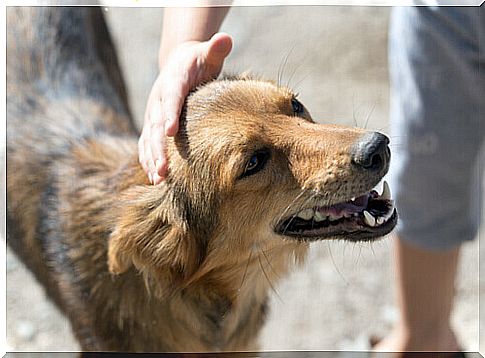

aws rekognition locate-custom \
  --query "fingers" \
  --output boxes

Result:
[162,82,187,137]
[154,156,167,184]
[140,128,168,186]
[138,133,149,181]
[139,92,168,185]
[148,97,171,184]
[149,104,167,185]
[140,75,187,185]
[138,128,158,184]
[190,33,232,91]
[139,35,233,185]
[202,33,233,75]
[206,33,233,63]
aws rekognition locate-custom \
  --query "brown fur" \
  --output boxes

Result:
[6,7,391,352]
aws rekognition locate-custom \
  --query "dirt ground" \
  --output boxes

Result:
[5,5,484,354]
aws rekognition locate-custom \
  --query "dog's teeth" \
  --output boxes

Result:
[383,201,395,221]
[328,215,339,221]
[377,217,385,225]
[381,181,391,200]
[363,210,376,227]
[351,197,356,202]
[314,211,326,222]
[298,209,314,221]
[353,212,359,217]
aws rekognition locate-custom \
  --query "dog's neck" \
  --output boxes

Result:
[63,137,304,350]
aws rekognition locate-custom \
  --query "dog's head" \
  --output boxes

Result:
[108,76,397,289]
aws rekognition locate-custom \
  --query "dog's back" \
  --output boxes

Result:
[7,7,136,155]
[6,7,138,336]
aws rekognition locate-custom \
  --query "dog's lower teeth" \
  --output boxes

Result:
[298,209,314,220]
[363,210,376,227]
[314,211,326,222]
[293,191,395,228]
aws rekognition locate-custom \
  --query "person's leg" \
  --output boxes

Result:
[375,6,484,354]
[375,238,460,352]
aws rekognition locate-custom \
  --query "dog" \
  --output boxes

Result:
[6,7,397,352]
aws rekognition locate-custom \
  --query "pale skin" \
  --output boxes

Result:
[139,6,232,185]
[139,7,462,354]
[374,237,461,355]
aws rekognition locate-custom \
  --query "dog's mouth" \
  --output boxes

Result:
[275,181,397,242]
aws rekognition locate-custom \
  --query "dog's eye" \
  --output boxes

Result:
[291,98,304,115]
[240,150,270,179]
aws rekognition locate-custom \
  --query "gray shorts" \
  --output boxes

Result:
[388,6,484,251]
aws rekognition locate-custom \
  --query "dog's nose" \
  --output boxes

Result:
[351,132,390,172]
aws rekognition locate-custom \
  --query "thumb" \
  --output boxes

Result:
[203,33,233,67]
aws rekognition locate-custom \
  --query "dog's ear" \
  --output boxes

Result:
[107,185,202,281]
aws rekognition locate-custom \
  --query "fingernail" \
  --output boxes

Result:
[152,172,161,185]
[156,159,163,170]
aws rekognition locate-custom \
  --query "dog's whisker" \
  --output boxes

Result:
[327,243,349,286]
[277,190,306,222]
[370,241,376,258]
[276,189,309,225]
[257,254,281,301]
[284,192,319,233]
[239,249,253,292]
[278,44,296,89]
[292,72,312,93]
[281,193,317,236]
[276,51,287,87]
[259,245,280,280]
[285,58,304,89]
[356,244,363,265]
[375,126,391,132]
[352,93,360,128]
[363,102,377,130]
[352,110,359,128]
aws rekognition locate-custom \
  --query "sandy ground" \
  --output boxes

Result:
[5,5,484,354]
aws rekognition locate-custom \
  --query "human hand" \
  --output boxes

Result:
[139,33,233,185]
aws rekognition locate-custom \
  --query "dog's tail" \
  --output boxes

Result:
[7,7,136,138]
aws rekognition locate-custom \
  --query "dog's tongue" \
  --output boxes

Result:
[316,194,369,217]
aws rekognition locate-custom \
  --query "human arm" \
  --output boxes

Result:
[139,6,232,184]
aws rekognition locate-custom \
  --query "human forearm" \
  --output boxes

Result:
[159,6,230,69]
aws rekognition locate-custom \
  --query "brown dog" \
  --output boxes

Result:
[6,7,396,352]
